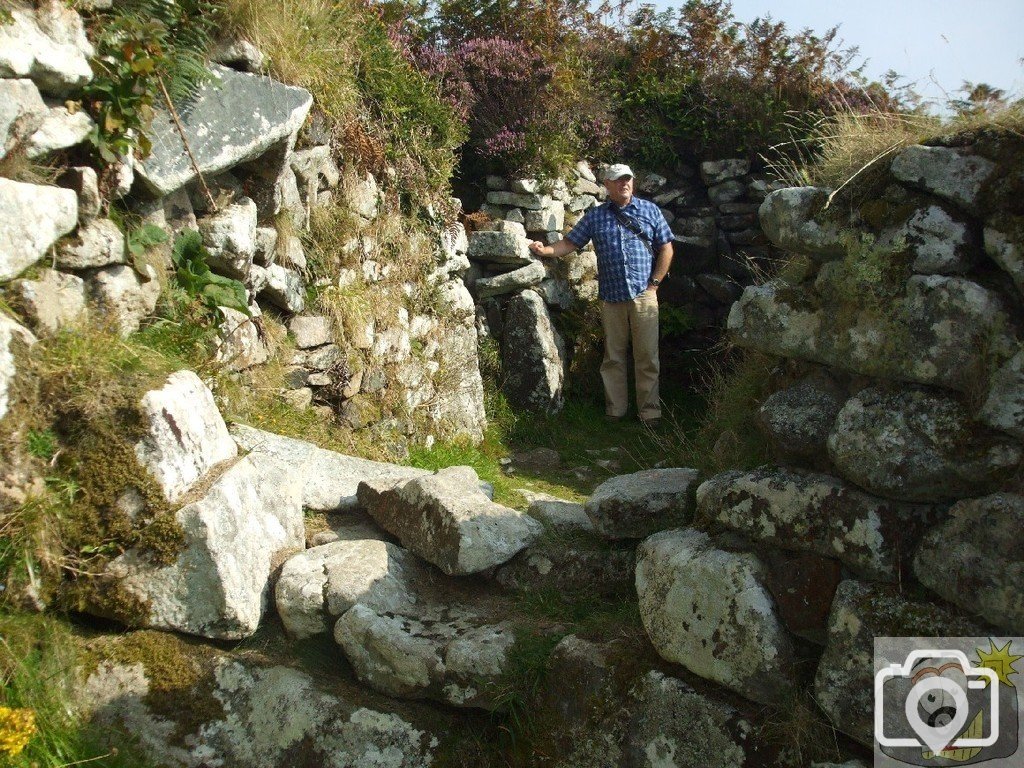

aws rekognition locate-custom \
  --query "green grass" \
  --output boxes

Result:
[0,612,156,767]
[409,382,706,508]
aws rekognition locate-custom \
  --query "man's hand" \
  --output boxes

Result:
[529,241,552,257]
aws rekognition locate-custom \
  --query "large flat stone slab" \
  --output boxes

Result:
[230,424,429,512]
[137,65,312,197]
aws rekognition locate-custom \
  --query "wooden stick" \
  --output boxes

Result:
[156,72,217,213]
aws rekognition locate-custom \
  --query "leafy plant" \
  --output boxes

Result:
[170,230,250,317]
[660,305,696,338]
[126,222,170,273]
[83,0,218,164]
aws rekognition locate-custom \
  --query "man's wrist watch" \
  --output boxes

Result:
[649,278,661,287]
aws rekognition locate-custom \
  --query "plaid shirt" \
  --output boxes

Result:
[566,197,673,302]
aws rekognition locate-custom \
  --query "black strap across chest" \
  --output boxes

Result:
[603,201,655,255]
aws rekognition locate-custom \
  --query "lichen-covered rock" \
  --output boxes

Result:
[881,204,980,274]
[0,79,48,159]
[524,201,565,232]
[813,580,982,747]
[979,348,1024,440]
[11,268,87,335]
[0,313,37,422]
[636,528,796,705]
[210,37,265,72]
[758,187,844,258]
[104,452,304,639]
[347,172,379,220]
[0,1,94,96]
[474,260,546,299]
[984,213,1024,298]
[518,489,593,533]
[357,466,541,575]
[466,229,533,266]
[827,385,1022,502]
[56,218,125,270]
[87,264,161,336]
[57,166,101,224]
[890,145,996,214]
[82,636,440,768]
[275,539,423,639]
[0,178,77,281]
[707,179,745,205]
[231,425,429,512]
[199,197,257,279]
[135,370,238,504]
[696,467,935,581]
[495,537,635,595]
[213,306,267,371]
[485,191,551,210]
[334,602,517,710]
[756,375,845,466]
[25,104,93,158]
[625,671,752,768]
[423,320,487,442]
[137,65,312,196]
[585,468,700,540]
[260,263,305,313]
[913,493,1024,633]
[728,274,1017,393]
[700,159,751,186]
[501,290,565,413]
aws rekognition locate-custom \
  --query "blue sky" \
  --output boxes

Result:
[663,0,1023,111]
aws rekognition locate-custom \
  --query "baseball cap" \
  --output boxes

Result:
[604,163,634,181]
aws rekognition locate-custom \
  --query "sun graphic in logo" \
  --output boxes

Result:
[975,639,1022,688]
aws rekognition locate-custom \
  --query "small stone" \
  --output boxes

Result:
[585,468,700,539]
[10,268,87,335]
[289,315,332,348]
[56,218,125,269]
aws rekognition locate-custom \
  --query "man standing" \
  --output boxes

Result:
[529,164,673,426]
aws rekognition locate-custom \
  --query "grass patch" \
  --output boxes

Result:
[0,611,156,766]
[767,102,1024,200]
[668,350,777,476]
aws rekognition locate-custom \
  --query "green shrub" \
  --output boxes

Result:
[170,230,250,318]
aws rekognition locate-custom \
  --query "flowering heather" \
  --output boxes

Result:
[480,127,528,159]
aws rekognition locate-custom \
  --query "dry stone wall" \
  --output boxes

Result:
[660,128,1024,751]
[464,159,785,413]
[0,0,486,453]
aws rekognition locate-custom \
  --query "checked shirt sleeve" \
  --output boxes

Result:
[566,208,594,248]
[650,205,673,247]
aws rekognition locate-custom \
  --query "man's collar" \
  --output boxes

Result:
[610,196,637,210]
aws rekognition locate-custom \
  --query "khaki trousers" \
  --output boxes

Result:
[600,290,661,420]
